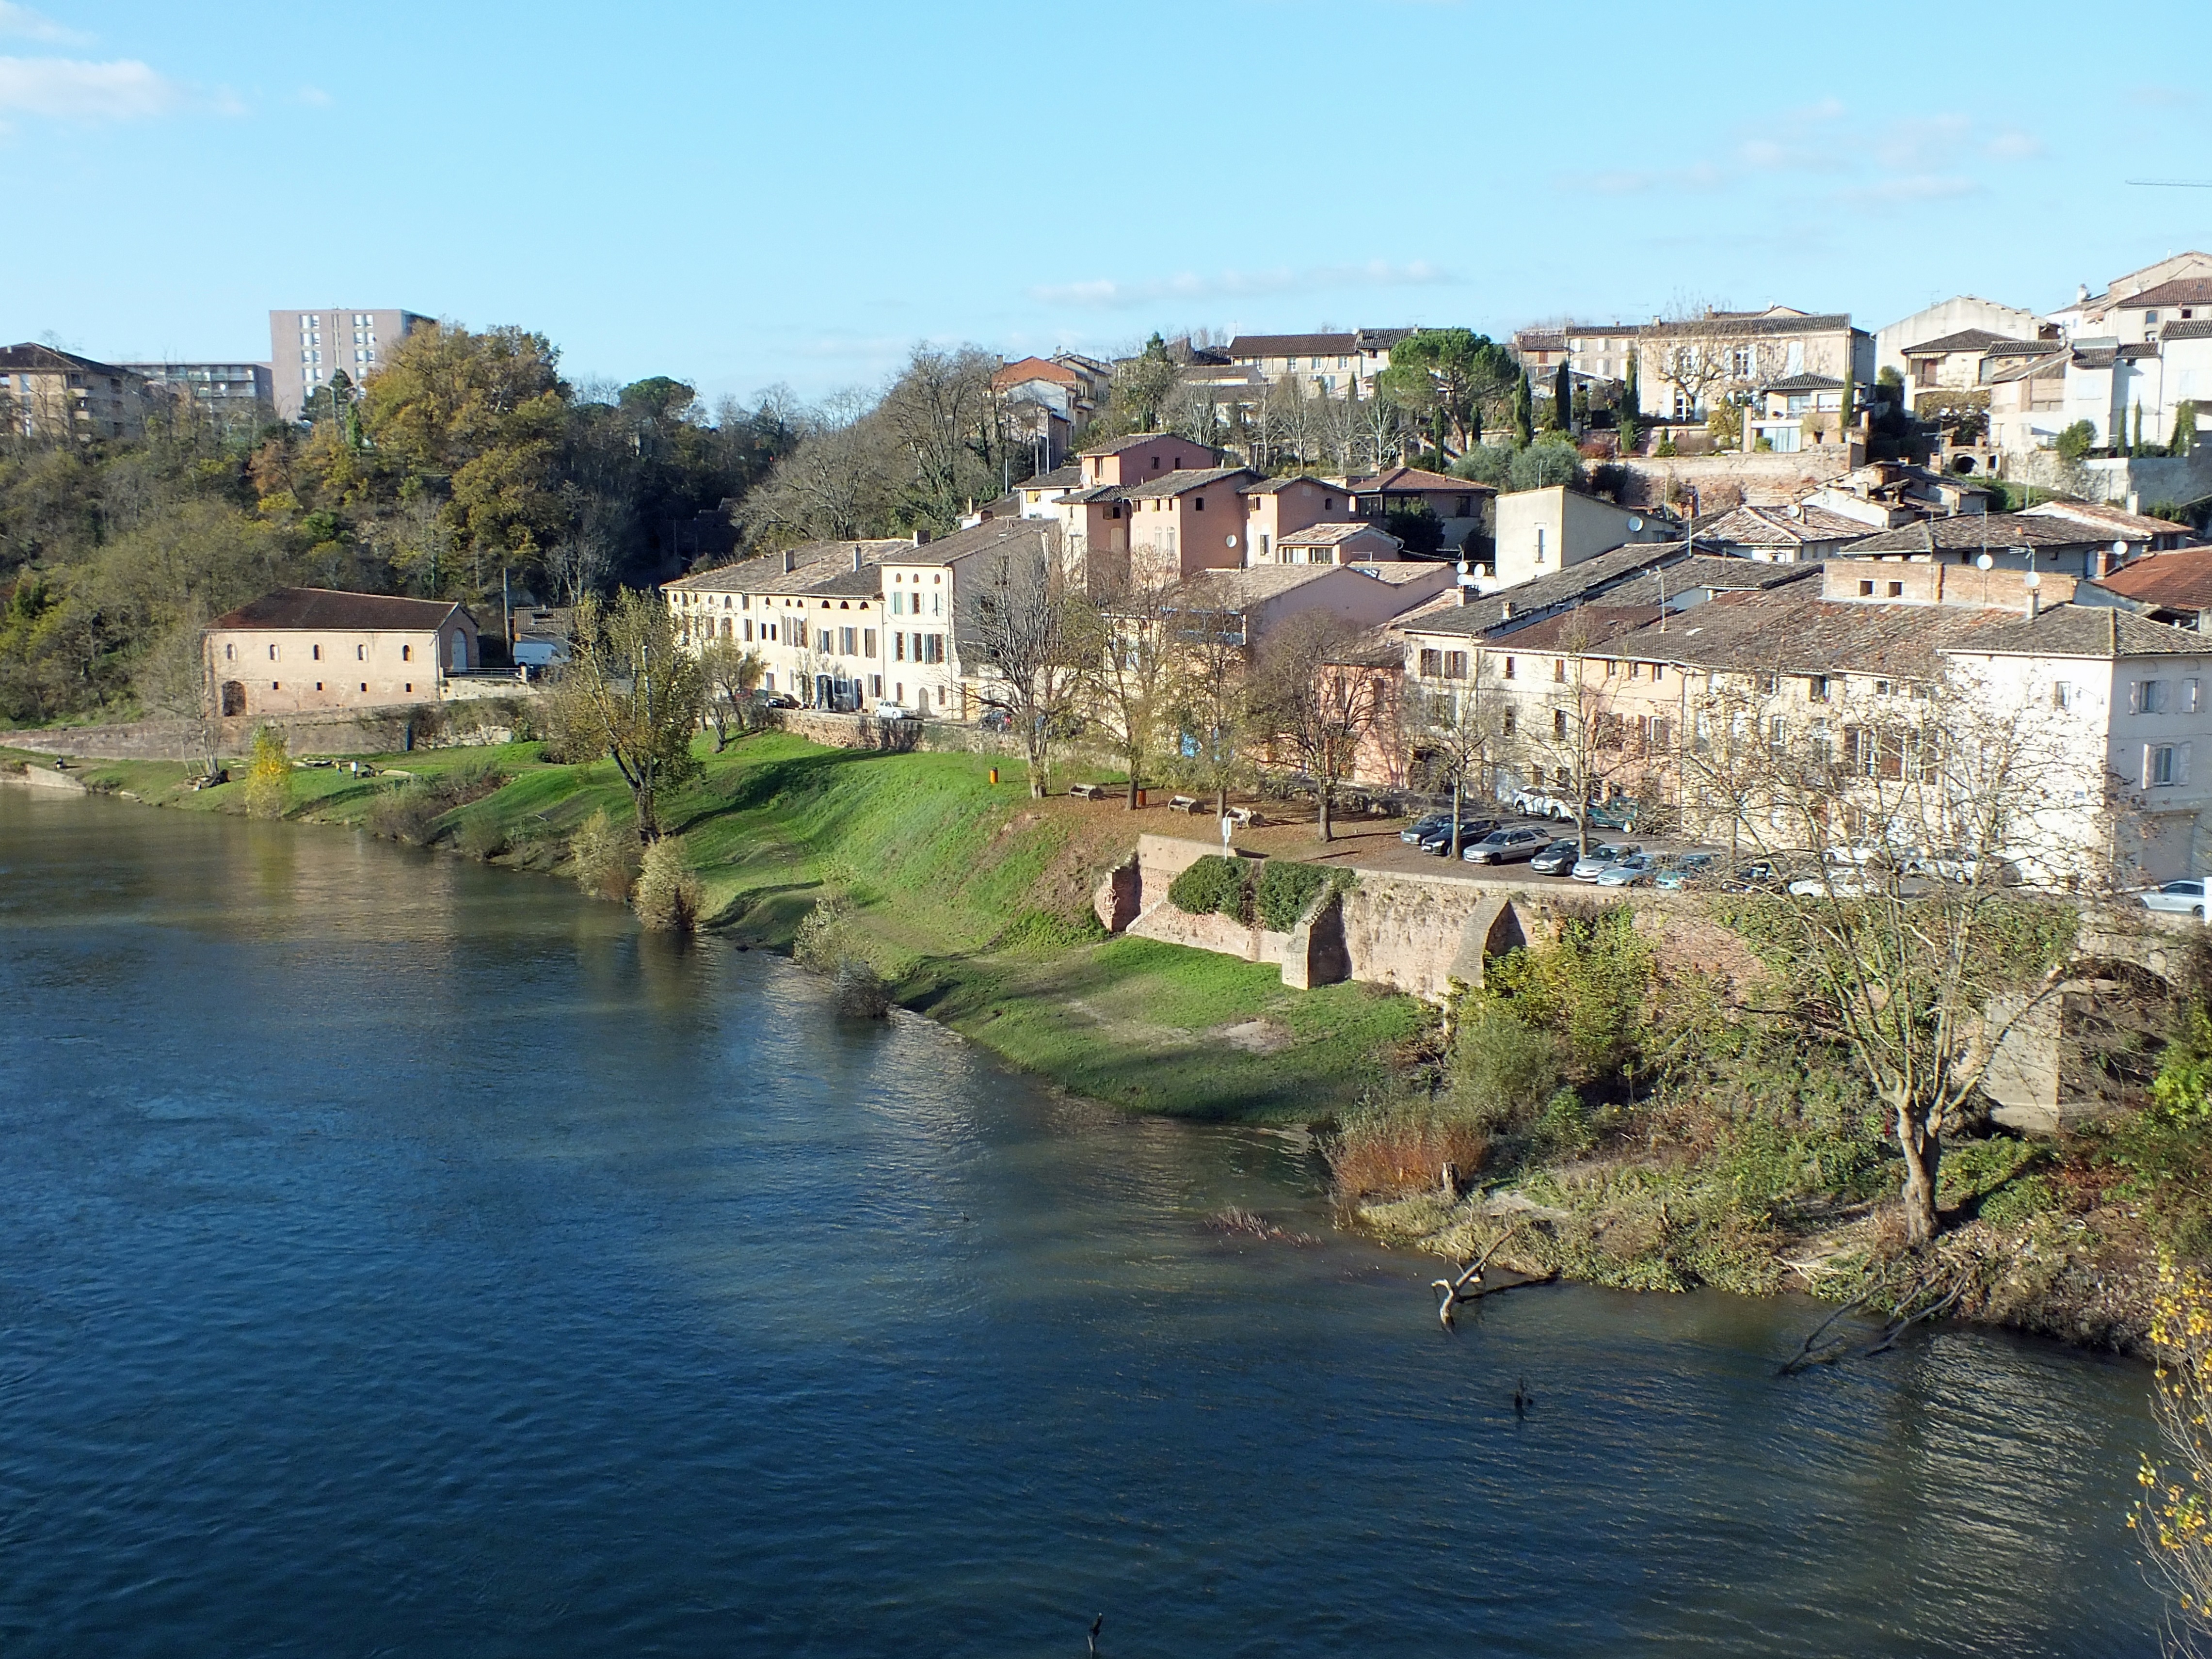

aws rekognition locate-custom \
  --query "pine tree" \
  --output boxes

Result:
[1553,360,1571,432]
[1512,372,1534,448]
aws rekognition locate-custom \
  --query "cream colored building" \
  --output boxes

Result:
[0,344,152,442]
[665,539,909,708]
[206,589,480,717]
[1492,486,1676,587]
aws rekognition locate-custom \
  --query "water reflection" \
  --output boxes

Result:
[0,787,2168,1659]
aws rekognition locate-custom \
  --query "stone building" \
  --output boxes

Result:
[206,589,480,718]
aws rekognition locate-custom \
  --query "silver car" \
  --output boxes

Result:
[1569,842,1642,882]
[1461,826,1546,864]
[2140,878,2212,920]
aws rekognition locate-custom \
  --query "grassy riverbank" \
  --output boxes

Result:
[1,734,1421,1123]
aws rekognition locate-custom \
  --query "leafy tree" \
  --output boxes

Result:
[1376,329,1519,456]
[546,589,705,839]
[2056,419,2098,463]
[1453,445,1515,489]
[2133,1254,2212,1643]
[1382,502,1445,554]
[244,724,292,819]
[1077,573,1176,809]
[2173,399,2200,458]
[961,528,1086,797]
[1507,436,1582,493]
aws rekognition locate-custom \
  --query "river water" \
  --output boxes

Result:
[0,786,2166,1656]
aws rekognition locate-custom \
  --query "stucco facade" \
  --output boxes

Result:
[205,590,478,718]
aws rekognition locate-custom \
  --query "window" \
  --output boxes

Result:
[2149,743,2180,786]
[1769,715,1787,750]
[1553,710,1569,739]
[895,633,906,662]
[1874,679,1892,697]
[1502,708,1516,736]
[1603,659,1617,679]
[817,630,833,654]
[891,591,905,616]
[2135,679,2169,714]
[1504,656,1517,680]
[863,628,876,656]
[225,644,235,660]
[2052,681,2077,711]
[924,635,945,665]
[1758,674,1778,695]
[312,644,322,661]
[356,644,366,660]
[1444,652,1468,680]
[1535,528,1546,564]
[1807,675,1830,702]
[401,644,412,661]
[268,644,279,660]
[1420,648,1443,677]
[1887,581,1903,598]
[1193,497,1204,511]
[2190,678,2202,713]
[1859,579,1875,596]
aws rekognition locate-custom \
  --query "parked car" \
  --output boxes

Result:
[758,694,800,710]
[2140,879,2212,920]
[1510,787,1557,818]
[1593,851,1664,887]
[873,701,912,719]
[1583,798,1641,830]
[1423,818,1498,855]
[1400,814,1454,845]
[1654,852,1719,891]
[978,708,1010,733]
[1908,848,2024,886]
[1527,838,1582,876]
[1569,842,1641,882]
[1461,826,1547,864]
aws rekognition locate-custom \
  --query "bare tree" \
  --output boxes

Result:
[962,528,1087,797]
[1509,615,1643,856]
[1681,654,2084,1245]
[1249,613,1391,841]
[1411,671,1512,856]
[1165,599,1252,816]
[1080,573,1177,808]
[698,637,764,750]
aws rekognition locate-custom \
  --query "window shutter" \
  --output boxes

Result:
[2143,743,2154,785]
[2183,743,2194,787]
[2130,680,2142,714]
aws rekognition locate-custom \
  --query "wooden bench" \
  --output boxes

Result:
[1067,782,1105,800]
[1167,795,1202,814]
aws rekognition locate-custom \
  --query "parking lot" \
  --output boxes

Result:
[1227,800,1721,888]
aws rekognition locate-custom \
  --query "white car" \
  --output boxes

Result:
[873,701,912,720]
[2139,879,2212,920]
[1511,787,1562,818]
[1593,851,1662,887]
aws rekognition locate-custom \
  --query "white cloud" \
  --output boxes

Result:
[1030,259,1452,311]
[293,83,332,107]
[0,2,90,45]
[0,54,182,120]
[1984,129,2043,161]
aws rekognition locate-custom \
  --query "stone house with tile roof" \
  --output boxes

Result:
[205,589,481,718]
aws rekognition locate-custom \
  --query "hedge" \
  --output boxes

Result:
[1255,860,1331,931]
[1167,854,1252,923]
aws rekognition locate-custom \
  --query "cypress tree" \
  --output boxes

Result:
[1553,360,1571,432]
[2134,402,2146,457]
[1513,371,1534,448]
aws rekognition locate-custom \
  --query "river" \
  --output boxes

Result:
[0,785,2167,1656]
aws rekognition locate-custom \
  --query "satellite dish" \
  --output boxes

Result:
[1627,516,1644,532]
[1976,552,1995,570]
[2023,570,2041,590]
[2113,539,2130,558]
[1225,534,1238,548]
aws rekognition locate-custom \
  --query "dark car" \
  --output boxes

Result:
[1400,814,1454,846]
[1419,817,1498,855]
[1527,838,1581,876]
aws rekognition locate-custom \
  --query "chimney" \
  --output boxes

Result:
[2077,283,2090,304]
[2127,491,2141,517]
[913,528,931,547]
[782,549,797,574]
[2025,588,2041,622]
[852,545,864,571]
[1499,598,1515,621]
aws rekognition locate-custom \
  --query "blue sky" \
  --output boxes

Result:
[5,0,2211,407]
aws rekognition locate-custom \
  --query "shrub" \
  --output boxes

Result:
[792,892,853,970]
[457,815,508,860]
[568,808,636,900]
[1450,1004,1566,1131]
[833,957,892,1019]
[1453,445,1515,489]
[633,836,704,932]
[1328,1103,1488,1200]
[1167,853,1252,922]
[1507,436,1581,493]
[2055,419,2097,463]
[1484,906,1653,1087]
[1382,503,1445,555]
[1939,1134,2048,1206]
[369,759,508,846]
[243,726,291,819]
[1255,860,1330,931]
[1980,1174,2058,1226]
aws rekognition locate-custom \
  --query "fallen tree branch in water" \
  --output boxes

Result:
[1432,1222,1535,1329]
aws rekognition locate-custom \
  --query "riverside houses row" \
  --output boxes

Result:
[1388,556,2212,884]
